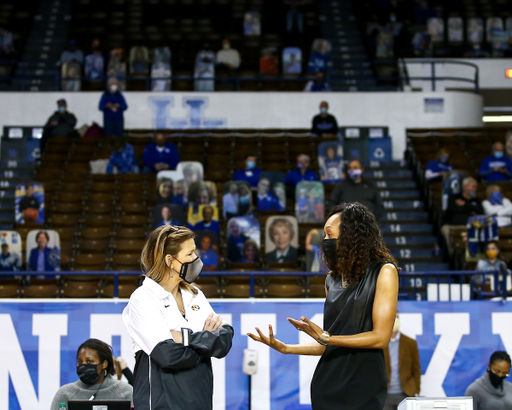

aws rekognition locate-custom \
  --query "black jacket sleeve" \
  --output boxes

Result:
[122,367,134,386]
[185,324,234,359]
[331,115,339,135]
[150,339,204,371]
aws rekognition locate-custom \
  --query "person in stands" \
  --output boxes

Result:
[234,154,262,188]
[285,154,319,187]
[383,312,421,409]
[193,206,220,236]
[304,71,331,92]
[106,139,139,174]
[99,77,128,137]
[441,177,483,255]
[197,235,218,271]
[157,206,181,228]
[42,99,78,152]
[465,351,512,410]
[479,141,512,182]
[50,338,132,410]
[330,160,383,219]
[143,133,180,173]
[482,185,512,227]
[216,39,241,75]
[0,243,21,271]
[311,101,338,138]
[425,148,454,184]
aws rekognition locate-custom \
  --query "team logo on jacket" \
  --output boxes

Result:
[191,305,200,311]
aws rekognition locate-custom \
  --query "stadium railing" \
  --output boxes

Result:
[1,270,509,300]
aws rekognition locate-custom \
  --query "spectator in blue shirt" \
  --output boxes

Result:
[479,141,512,182]
[304,71,331,92]
[99,77,128,137]
[198,235,218,271]
[285,154,319,187]
[425,148,454,184]
[156,206,181,228]
[193,205,220,236]
[257,177,284,211]
[106,139,139,174]
[227,219,250,262]
[234,154,262,188]
[143,133,179,173]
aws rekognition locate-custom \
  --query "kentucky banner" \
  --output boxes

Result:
[1,300,511,410]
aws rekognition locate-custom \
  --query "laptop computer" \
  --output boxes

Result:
[68,400,131,410]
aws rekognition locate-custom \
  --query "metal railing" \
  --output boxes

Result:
[0,59,480,92]
[1,270,509,300]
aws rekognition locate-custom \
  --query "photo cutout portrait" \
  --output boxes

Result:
[226,216,260,263]
[467,18,484,44]
[244,11,261,36]
[177,161,204,202]
[486,17,503,42]
[427,17,444,43]
[26,230,60,272]
[257,172,286,212]
[15,182,45,224]
[447,17,464,43]
[506,17,512,37]
[157,170,186,205]
[283,47,302,74]
[318,141,344,183]
[308,38,331,73]
[223,180,254,218]
[295,181,325,223]
[61,60,81,92]
[153,204,184,229]
[0,231,22,271]
[194,48,215,92]
[188,181,217,206]
[188,205,220,236]
[305,228,326,272]
[195,231,219,271]
[152,47,172,92]
[265,216,299,264]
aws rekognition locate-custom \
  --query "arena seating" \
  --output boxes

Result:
[0,127,456,299]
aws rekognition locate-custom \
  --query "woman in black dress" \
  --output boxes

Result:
[248,203,399,410]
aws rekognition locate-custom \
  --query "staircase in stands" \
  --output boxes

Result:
[365,160,447,280]
[317,0,378,91]
[14,0,71,91]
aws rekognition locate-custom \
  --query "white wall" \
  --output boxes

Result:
[0,91,483,160]
[405,58,512,90]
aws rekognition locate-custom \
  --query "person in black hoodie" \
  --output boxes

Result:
[123,225,233,410]
[42,98,78,152]
[329,160,383,219]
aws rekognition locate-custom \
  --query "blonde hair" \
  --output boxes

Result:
[140,225,198,294]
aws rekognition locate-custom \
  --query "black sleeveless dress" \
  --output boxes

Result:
[310,261,388,410]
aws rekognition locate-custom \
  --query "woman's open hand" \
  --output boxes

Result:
[288,316,324,343]
[247,325,288,354]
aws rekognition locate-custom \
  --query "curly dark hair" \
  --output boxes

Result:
[324,203,398,284]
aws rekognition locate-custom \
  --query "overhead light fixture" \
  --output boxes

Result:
[483,115,512,122]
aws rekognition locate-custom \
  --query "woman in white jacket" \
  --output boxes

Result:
[123,225,233,410]
[482,185,512,227]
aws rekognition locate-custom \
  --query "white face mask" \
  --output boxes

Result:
[110,85,118,93]
[392,318,401,333]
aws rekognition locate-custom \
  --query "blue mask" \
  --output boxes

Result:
[490,191,503,206]
[247,161,256,169]
[297,162,304,169]
[439,155,448,164]
[494,151,504,159]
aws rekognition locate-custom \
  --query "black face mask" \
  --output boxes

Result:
[77,364,101,385]
[321,238,337,264]
[488,370,507,388]
[173,256,204,284]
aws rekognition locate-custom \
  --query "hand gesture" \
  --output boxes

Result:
[247,325,288,354]
[288,316,324,342]
[171,330,183,344]
[116,356,128,370]
[203,312,223,331]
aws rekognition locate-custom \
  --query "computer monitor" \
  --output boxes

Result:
[68,400,131,410]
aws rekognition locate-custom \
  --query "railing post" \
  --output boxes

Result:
[114,272,119,298]
[250,273,255,298]
[431,61,436,92]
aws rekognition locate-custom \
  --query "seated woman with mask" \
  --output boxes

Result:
[50,338,133,410]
